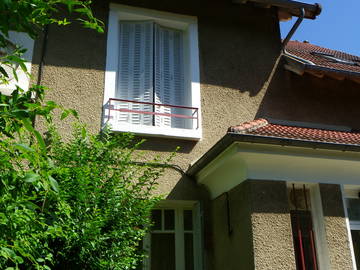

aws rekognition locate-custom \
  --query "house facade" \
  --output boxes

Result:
[8,0,360,269]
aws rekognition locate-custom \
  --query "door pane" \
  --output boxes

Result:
[183,210,193,231]
[348,199,360,221]
[351,230,360,268]
[290,210,318,270]
[184,233,194,270]
[151,233,175,270]
[164,209,175,230]
[151,210,161,230]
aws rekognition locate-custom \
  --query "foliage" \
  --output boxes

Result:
[0,3,166,268]
[0,88,167,269]
[0,0,103,87]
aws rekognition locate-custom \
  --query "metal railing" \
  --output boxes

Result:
[106,98,199,129]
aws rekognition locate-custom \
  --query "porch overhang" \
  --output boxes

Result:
[188,133,360,199]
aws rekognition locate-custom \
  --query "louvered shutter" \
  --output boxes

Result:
[154,25,185,129]
[116,21,153,126]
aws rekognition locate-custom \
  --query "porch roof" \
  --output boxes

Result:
[228,119,360,145]
[188,119,360,177]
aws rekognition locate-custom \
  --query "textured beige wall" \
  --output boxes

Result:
[319,184,354,270]
[211,182,253,270]
[30,4,281,268]
[249,180,296,270]
[32,0,282,198]
[211,180,296,270]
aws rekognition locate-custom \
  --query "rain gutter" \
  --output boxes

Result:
[233,0,322,19]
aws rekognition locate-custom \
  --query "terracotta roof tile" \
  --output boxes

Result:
[286,41,360,74]
[229,119,360,145]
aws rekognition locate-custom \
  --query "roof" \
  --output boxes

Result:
[229,119,360,145]
[234,0,322,20]
[188,119,360,177]
[284,41,360,82]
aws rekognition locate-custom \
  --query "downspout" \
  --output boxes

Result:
[31,25,49,127]
[281,8,305,51]
[36,25,49,86]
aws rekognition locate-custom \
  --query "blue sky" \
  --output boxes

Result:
[280,0,360,56]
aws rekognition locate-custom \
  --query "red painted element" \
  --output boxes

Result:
[309,230,318,270]
[298,227,306,270]
[109,98,198,110]
[303,185,318,270]
[106,98,199,129]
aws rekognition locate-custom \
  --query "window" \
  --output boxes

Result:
[346,195,360,269]
[288,184,318,270]
[103,4,201,140]
[143,203,202,270]
[0,31,34,96]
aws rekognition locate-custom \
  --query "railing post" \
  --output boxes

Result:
[107,99,111,123]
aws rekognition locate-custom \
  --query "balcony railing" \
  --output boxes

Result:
[106,98,199,129]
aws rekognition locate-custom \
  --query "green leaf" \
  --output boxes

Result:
[60,110,69,120]
[1,247,16,259]
[69,109,78,119]
[14,255,24,263]
[23,172,40,183]
[0,66,9,78]
[12,68,18,81]
[48,175,59,192]
[0,213,8,224]
[14,143,35,152]
[22,119,46,151]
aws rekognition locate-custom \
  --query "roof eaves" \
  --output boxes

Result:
[304,64,360,79]
[187,132,360,177]
[233,0,322,20]
[284,53,360,81]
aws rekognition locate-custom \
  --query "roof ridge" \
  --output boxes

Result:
[228,118,268,134]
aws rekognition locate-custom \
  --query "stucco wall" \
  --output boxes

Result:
[249,180,296,270]
[32,0,282,198]
[211,182,253,270]
[211,180,296,270]
[319,184,354,270]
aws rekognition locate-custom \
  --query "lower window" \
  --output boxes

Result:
[143,204,202,270]
[288,184,318,270]
[346,198,360,268]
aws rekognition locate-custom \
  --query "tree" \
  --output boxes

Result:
[0,1,167,269]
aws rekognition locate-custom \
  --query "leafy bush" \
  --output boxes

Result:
[0,88,167,269]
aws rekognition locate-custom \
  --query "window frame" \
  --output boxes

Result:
[342,187,360,270]
[143,201,203,270]
[287,183,331,270]
[104,4,201,140]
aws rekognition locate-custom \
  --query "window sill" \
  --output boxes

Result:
[109,123,202,141]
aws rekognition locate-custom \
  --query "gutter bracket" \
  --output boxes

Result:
[281,8,305,51]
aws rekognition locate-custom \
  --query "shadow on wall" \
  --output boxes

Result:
[256,61,360,130]
[32,0,282,97]
[137,136,197,154]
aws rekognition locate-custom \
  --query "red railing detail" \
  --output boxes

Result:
[106,98,199,129]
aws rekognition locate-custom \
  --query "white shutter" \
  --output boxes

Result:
[116,22,153,126]
[154,25,185,129]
